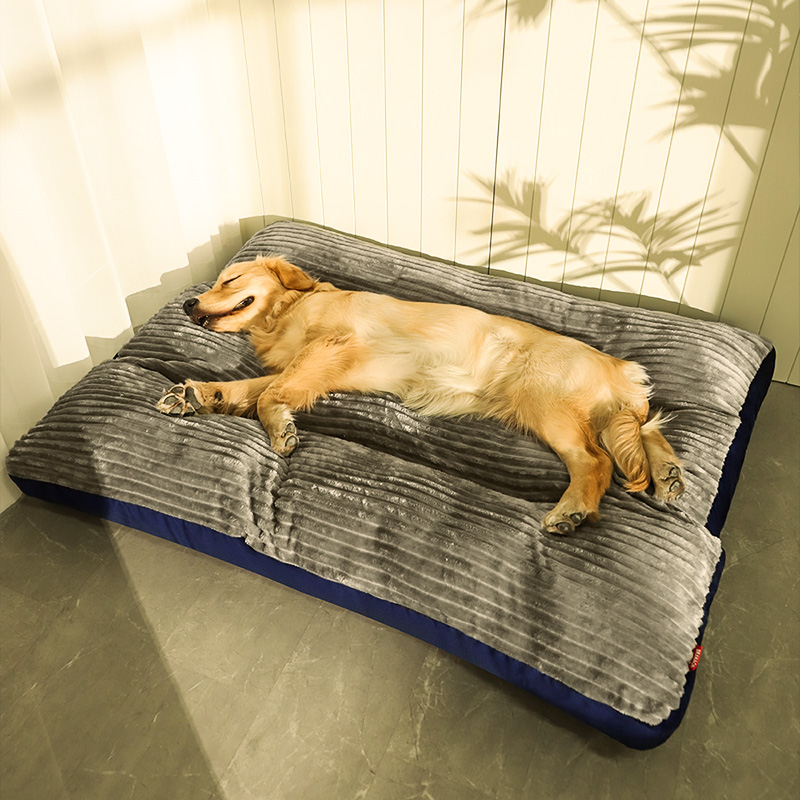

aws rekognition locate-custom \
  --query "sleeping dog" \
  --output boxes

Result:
[157,256,685,534]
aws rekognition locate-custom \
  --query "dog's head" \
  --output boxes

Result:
[183,256,316,332]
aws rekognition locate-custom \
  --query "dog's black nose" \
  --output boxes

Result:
[183,298,199,316]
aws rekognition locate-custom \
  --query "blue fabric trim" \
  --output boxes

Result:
[705,347,775,536]
[11,475,697,750]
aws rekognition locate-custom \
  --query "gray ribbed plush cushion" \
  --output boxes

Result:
[6,221,772,726]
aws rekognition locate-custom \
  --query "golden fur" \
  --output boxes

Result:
[157,256,685,534]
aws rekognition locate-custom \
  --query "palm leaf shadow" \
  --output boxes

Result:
[462,170,594,268]
[464,173,738,300]
[470,0,552,28]
[586,0,798,170]
[564,192,739,298]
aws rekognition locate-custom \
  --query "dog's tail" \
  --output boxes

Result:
[597,361,661,493]
[599,410,670,493]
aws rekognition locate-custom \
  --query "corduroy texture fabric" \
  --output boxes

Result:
[6,221,773,730]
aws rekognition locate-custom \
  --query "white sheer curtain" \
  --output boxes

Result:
[0,0,287,510]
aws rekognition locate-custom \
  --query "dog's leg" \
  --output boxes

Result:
[641,424,685,502]
[537,416,613,535]
[255,336,360,455]
[156,376,277,418]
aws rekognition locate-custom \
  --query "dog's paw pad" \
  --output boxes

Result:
[156,384,202,417]
[272,421,299,455]
[542,509,587,536]
[653,461,685,502]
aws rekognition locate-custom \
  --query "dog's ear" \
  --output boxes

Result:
[263,257,316,292]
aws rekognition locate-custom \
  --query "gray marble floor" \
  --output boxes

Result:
[1,382,797,800]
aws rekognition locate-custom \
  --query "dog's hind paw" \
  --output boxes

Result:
[156,383,207,418]
[652,461,685,502]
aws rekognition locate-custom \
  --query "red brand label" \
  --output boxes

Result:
[689,645,703,671]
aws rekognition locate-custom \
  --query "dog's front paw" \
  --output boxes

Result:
[542,505,597,535]
[270,420,299,456]
[156,383,208,417]
[651,461,685,502]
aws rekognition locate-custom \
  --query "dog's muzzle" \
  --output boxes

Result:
[183,297,207,327]
[183,295,254,328]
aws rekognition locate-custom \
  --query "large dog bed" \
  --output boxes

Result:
[6,221,774,748]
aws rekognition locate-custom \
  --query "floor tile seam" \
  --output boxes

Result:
[26,681,85,799]
[723,535,798,570]
[0,574,114,699]
[213,594,325,787]
[375,649,509,799]
[154,560,323,693]
[0,512,120,612]
[149,538,257,667]
[356,641,436,799]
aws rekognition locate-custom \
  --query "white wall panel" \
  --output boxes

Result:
[759,214,799,383]
[345,0,387,244]
[486,2,551,279]
[597,0,697,305]
[1,0,112,292]
[240,0,293,225]
[91,0,190,296]
[384,0,423,252]
[420,0,464,262]
[789,351,800,387]
[718,36,799,333]
[273,0,323,224]
[309,0,355,235]
[0,74,89,376]
[674,1,788,318]
[639,0,741,311]
[453,0,505,268]
[561,1,644,298]
[521,0,601,289]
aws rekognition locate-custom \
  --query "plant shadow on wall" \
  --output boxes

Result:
[592,0,799,169]
[468,172,738,300]
[473,0,551,26]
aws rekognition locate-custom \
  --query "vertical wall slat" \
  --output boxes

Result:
[560,2,647,298]
[309,0,355,235]
[558,0,643,299]
[420,0,464,262]
[0,69,91,376]
[273,0,323,225]
[718,34,799,331]
[758,213,799,383]
[1,0,112,291]
[641,0,745,314]
[239,0,293,226]
[678,2,794,319]
[384,0,423,252]
[345,0,387,244]
[788,350,800,386]
[91,1,191,295]
[519,0,603,289]
[487,2,551,280]
[453,0,506,269]
[597,0,697,306]
[633,0,706,308]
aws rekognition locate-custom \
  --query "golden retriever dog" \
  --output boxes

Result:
[157,256,685,534]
